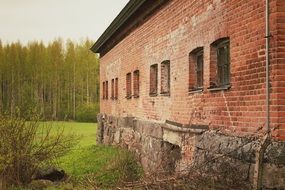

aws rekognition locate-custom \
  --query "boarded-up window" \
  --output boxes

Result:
[133,70,140,98]
[115,78,118,99]
[126,73,132,99]
[150,64,158,96]
[161,60,170,95]
[111,79,114,99]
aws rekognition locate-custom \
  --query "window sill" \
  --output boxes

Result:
[133,95,139,98]
[149,93,158,97]
[188,88,203,94]
[125,96,132,99]
[160,92,170,96]
[208,84,231,92]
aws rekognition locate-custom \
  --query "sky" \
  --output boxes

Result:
[0,0,129,45]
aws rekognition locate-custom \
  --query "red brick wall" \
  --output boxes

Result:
[99,0,284,139]
[274,0,285,139]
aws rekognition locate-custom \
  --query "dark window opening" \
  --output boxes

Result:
[105,81,108,99]
[102,82,105,99]
[150,64,158,96]
[126,73,132,99]
[217,41,230,86]
[115,78,118,99]
[111,79,114,100]
[133,70,140,98]
[210,38,230,89]
[161,60,170,95]
[189,47,204,92]
[196,51,204,88]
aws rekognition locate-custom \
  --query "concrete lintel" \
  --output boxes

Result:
[162,123,207,134]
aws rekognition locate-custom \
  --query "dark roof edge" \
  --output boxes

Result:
[91,0,169,55]
[90,0,147,53]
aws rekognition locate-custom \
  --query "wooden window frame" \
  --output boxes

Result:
[102,81,105,99]
[195,50,204,89]
[209,38,231,91]
[133,70,140,98]
[149,64,158,96]
[105,81,108,99]
[161,60,170,95]
[126,73,132,99]
[115,78,118,99]
[111,79,114,100]
[189,47,204,93]
[217,40,230,87]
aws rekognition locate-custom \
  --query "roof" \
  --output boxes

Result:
[90,0,169,56]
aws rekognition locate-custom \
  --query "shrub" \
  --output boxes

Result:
[75,103,99,123]
[0,115,78,188]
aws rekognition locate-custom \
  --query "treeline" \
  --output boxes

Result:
[0,39,99,122]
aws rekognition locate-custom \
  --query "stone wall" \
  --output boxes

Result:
[97,113,285,189]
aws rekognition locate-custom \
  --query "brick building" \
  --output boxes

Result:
[92,0,285,188]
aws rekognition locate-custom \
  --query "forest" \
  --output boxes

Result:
[0,39,100,122]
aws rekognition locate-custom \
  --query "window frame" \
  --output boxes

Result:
[216,40,230,87]
[126,72,132,99]
[115,78,118,100]
[209,38,231,91]
[189,47,204,93]
[149,64,158,96]
[195,50,204,89]
[133,70,140,98]
[105,81,108,100]
[102,81,105,100]
[160,60,170,95]
[111,79,115,100]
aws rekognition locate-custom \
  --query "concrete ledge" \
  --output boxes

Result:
[162,123,207,134]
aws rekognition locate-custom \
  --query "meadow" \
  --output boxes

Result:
[36,122,142,189]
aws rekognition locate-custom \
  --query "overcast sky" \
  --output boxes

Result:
[0,0,129,44]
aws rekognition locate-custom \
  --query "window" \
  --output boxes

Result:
[196,51,204,88]
[210,38,230,89]
[150,64,158,96]
[111,79,114,100]
[189,47,204,91]
[105,81,108,99]
[102,82,105,99]
[115,78,118,99]
[161,60,170,95]
[217,40,230,86]
[126,73,132,99]
[133,70,140,98]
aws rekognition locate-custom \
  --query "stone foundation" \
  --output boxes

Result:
[97,113,285,189]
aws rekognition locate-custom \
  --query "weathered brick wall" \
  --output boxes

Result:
[275,0,285,139]
[99,0,284,139]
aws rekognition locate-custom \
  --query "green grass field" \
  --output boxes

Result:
[39,122,118,177]
[36,122,142,189]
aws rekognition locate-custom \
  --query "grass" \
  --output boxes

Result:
[39,122,117,176]
[36,122,142,189]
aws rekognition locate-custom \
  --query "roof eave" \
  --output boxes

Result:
[91,0,169,55]
[90,0,147,53]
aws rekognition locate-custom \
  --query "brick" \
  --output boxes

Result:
[98,0,284,140]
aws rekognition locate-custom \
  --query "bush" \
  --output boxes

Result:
[0,115,78,188]
[75,103,99,123]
